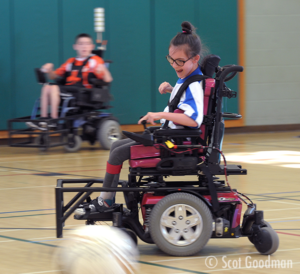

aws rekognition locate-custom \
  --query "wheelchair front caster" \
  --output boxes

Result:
[248,220,272,244]
[64,134,82,152]
[121,228,138,245]
[252,226,279,255]
[149,192,213,256]
[35,134,48,152]
[97,119,121,150]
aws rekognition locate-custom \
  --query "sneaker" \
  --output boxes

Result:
[39,121,57,129]
[74,197,110,216]
[26,121,40,129]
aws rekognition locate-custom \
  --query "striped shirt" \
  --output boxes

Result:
[161,66,204,129]
[55,54,105,88]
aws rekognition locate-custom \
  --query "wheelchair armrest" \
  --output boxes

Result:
[123,131,154,146]
[90,79,110,87]
[34,68,47,84]
[147,126,161,133]
[153,128,202,137]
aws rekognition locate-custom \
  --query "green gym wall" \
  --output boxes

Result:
[0,0,240,130]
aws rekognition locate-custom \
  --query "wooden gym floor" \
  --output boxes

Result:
[0,130,299,274]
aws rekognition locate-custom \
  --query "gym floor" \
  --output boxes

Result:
[0,130,300,274]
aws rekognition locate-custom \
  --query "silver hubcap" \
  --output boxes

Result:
[160,204,203,246]
[107,127,120,142]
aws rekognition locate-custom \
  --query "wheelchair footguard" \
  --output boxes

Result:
[55,171,279,256]
[7,111,120,152]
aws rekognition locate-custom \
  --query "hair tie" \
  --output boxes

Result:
[182,31,187,33]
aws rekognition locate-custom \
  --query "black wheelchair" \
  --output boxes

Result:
[8,52,121,152]
[55,55,279,256]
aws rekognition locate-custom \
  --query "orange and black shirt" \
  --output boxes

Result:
[55,55,105,88]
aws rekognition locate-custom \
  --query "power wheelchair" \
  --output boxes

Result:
[8,51,121,152]
[55,55,279,256]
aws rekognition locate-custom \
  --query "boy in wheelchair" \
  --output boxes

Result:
[27,33,112,130]
[75,21,206,215]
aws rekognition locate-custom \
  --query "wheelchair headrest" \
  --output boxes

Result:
[92,49,103,58]
[200,54,221,78]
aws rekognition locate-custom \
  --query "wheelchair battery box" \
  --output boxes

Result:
[91,87,110,102]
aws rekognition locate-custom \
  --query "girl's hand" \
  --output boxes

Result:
[41,63,54,73]
[138,112,163,125]
[158,82,173,94]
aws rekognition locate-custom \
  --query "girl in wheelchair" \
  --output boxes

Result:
[75,21,205,215]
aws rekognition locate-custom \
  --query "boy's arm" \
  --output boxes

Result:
[92,57,113,83]
[95,64,113,82]
[42,58,73,80]
[41,63,58,79]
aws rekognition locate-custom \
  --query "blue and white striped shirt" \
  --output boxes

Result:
[161,66,204,129]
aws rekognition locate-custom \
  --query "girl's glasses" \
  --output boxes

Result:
[166,55,194,67]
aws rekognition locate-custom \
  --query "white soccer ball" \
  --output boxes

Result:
[55,225,139,274]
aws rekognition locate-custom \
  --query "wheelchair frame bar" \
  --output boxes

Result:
[7,111,115,149]
[55,178,233,237]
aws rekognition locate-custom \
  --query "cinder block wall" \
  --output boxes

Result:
[245,0,300,126]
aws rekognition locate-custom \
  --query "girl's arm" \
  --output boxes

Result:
[158,82,173,94]
[138,112,197,127]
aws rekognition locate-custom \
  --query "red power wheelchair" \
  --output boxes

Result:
[55,55,279,256]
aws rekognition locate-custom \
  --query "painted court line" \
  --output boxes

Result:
[0,154,108,164]
[138,261,208,274]
[207,261,300,273]
[251,191,300,195]
[277,231,300,237]
[150,248,300,263]
[0,234,209,274]
[0,224,80,233]
[264,207,300,212]
[0,236,55,244]
[0,185,55,191]
[0,208,54,214]
[269,219,300,223]
[269,200,300,206]
[20,271,61,274]
[0,235,58,248]
[266,216,300,221]
[0,213,54,219]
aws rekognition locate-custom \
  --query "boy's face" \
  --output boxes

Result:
[73,37,94,58]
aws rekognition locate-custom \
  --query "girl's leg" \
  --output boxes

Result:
[75,138,137,215]
[100,139,137,203]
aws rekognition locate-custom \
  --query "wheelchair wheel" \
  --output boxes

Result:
[35,134,48,152]
[97,119,121,150]
[149,193,212,256]
[248,220,272,244]
[64,134,82,152]
[253,227,279,255]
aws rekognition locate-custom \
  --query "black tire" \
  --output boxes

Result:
[149,193,213,256]
[248,220,272,244]
[35,134,48,152]
[64,134,82,152]
[253,227,279,255]
[97,119,121,150]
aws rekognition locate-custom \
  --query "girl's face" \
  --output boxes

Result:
[168,45,200,79]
